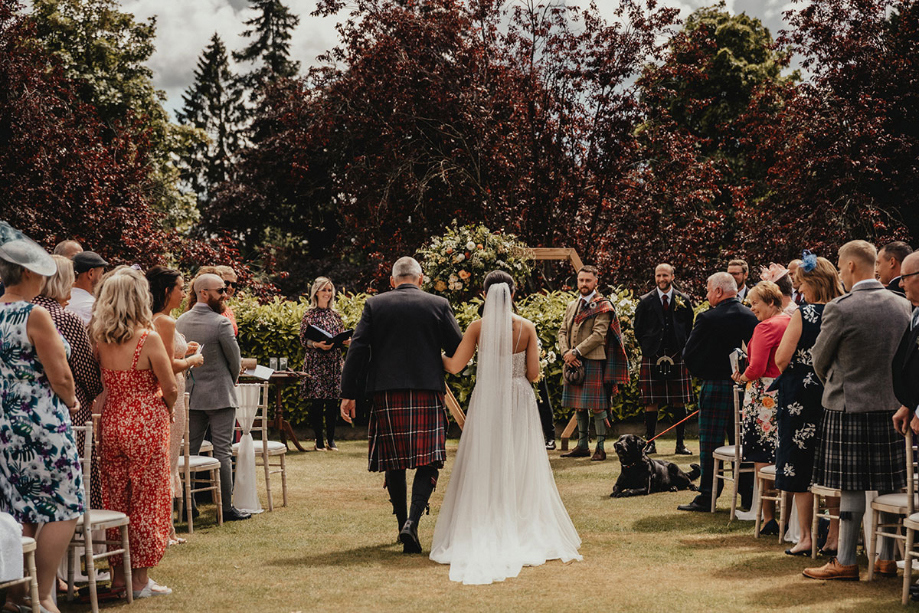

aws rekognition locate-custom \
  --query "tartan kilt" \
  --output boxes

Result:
[368,390,448,472]
[811,409,906,491]
[561,358,608,412]
[698,380,737,457]
[638,355,695,405]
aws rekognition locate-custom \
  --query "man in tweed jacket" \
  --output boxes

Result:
[340,257,463,554]
[804,240,910,581]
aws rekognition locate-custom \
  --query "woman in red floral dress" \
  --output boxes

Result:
[90,267,178,599]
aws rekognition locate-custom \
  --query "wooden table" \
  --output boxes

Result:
[239,370,308,452]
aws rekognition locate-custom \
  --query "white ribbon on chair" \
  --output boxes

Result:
[233,385,263,514]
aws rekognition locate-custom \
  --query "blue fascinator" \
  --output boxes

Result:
[801,250,818,273]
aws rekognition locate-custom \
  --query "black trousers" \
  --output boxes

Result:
[309,398,338,447]
[537,379,556,441]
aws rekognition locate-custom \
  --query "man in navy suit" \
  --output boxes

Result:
[341,257,463,553]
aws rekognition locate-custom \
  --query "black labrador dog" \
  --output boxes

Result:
[610,434,701,498]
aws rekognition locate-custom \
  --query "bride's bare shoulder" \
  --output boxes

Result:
[511,315,536,330]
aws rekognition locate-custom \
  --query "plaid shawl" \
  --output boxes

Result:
[573,296,629,385]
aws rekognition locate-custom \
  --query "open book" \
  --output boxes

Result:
[304,325,353,349]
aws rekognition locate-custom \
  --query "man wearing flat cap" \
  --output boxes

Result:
[67,251,108,325]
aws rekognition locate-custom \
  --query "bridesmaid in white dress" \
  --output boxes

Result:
[430,271,581,585]
[147,267,204,545]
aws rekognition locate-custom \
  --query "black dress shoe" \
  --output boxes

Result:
[677,500,709,512]
[644,441,657,455]
[560,446,591,458]
[224,507,251,522]
[760,519,780,536]
[674,445,692,455]
[399,519,422,554]
[545,439,556,450]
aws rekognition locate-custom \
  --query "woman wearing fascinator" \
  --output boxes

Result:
[430,270,581,585]
[772,251,843,556]
[761,263,798,316]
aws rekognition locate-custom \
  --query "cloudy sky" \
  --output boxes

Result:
[119,0,797,119]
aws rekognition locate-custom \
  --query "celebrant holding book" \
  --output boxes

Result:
[299,277,351,451]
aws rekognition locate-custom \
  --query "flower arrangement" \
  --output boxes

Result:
[417,222,534,302]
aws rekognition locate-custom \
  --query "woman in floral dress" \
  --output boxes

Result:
[732,281,790,535]
[773,253,843,555]
[299,277,348,451]
[0,224,83,613]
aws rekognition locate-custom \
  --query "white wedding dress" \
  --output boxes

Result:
[429,283,582,585]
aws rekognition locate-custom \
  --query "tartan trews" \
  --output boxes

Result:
[369,389,448,472]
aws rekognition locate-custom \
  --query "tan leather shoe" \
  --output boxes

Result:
[874,559,898,577]
[802,557,859,581]
[591,448,606,461]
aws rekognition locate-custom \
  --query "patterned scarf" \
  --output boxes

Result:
[573,296,630,384]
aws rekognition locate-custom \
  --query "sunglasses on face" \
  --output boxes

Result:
[208,287,228,294]
[225,281,238,289]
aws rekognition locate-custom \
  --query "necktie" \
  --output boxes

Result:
[662,294,669,313]
[912,308,919,331]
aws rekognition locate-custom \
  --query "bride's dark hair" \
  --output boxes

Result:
[479,270,517,315]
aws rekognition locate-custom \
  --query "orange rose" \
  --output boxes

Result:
[762,396,775,409]
[458,270,471,280]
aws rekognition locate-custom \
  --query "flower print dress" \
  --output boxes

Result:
[0,301,84,523]
[740,313,790,464]
[774,304,826,492]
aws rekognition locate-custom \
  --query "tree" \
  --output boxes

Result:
[177,33,245,205]
[233,0,301,97]
[30,0,204,230]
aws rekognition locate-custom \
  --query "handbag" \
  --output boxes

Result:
[563,361,586,386]
[651,354,678,380]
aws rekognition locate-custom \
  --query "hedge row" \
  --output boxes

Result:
[231,288,701,426]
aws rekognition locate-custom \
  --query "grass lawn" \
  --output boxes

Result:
[57,438,904,613]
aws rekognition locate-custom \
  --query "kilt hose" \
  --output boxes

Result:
[812,409,906,492]
[369,389,448,472]
[697,379,737,501]
[561,358,608,413]
[638,354,695,405]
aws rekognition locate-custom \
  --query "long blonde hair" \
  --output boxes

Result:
[90,266,153,345]
[309,277,336,309]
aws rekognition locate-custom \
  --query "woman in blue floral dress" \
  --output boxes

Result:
[773,253,843,556]
[0,222,83,613]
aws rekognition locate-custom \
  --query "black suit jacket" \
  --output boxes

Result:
[682,297,758,381]
[633,289,694,356]
[893,321,919,411]
[887,277,906,296]
[341,284,463,398]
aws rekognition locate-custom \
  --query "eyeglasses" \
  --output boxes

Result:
[225,281,238,289]
[900,271,919,280]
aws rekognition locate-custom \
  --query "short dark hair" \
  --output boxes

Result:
[578,265,599,277]
[880,241,912,264]
[775,272,793,297]
[146,266,182,314]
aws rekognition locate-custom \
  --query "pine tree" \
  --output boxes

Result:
[177,33,244,204]
[233,0,300,95]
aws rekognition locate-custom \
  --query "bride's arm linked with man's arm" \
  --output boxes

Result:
[443,320,481,374]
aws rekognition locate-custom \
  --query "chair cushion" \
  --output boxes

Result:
[76,509,128,529]
[713,445,737,458]
[21,536,35,551]
[872,493,919,513]
[178,455,221,469]
[231,440,286,455]
[760,465,777,477]
[199,441,213,453]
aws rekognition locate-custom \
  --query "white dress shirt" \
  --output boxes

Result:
[66,287,94,325]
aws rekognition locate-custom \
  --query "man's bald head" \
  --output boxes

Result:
[194,273,225,296]
[900,252,919,306]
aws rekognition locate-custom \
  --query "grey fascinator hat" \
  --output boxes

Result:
[0,221,56,276]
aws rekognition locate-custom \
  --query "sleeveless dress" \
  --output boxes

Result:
[100,331,171,568]
[154,314,188,500]
[0,301,84,523]
[430,324,582,585]
[774,304,825,492]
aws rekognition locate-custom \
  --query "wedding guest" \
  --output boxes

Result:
[731,281,790,534]
[876,240,911,296]
[67,251,109,325]
[299,277,348,451]
[773,252,843,556]
[0,223,83,613]
[147,266,204,545]
[92,267,177,598]
[215,265,239,336]
[184,266,220,312]
[727,259,751,303]
[787,259,805,305]
[33,255,104,507]
[805,240,910,581]
[52,239,83,259]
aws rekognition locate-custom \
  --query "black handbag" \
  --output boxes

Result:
[563,361,586,386]
[651,354,678,380]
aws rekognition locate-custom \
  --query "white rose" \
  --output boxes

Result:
[466,241,476,250]
[456,254,466,262]
[547,351,556,363]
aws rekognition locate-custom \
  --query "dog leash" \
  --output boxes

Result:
[644,409,699,444]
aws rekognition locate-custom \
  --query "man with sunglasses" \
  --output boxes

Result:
[176,273,249,521]
[216,265,239,336]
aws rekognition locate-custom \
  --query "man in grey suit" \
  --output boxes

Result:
[176,273,249,521]
[804,240,910,581]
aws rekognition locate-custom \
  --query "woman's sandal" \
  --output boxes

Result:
[133,578,172,599]
[168,536,188,545]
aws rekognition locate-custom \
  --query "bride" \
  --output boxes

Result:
[430,271,582,585]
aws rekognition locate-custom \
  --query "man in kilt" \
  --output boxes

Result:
[804,240,911,581]
[633,263,695,455]
[678,272,757,512]
[558,266,629,462]
[340,257,463,554]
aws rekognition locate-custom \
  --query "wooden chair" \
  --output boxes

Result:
[177,393,224,532]
[66,420,133,612]
[902,507,919,603]
[711,385,755,519]
[753,465,788,540]
[232,382,287,510]
[810,484,841,559]
[867,428,916,581]
[0,537,40,613]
